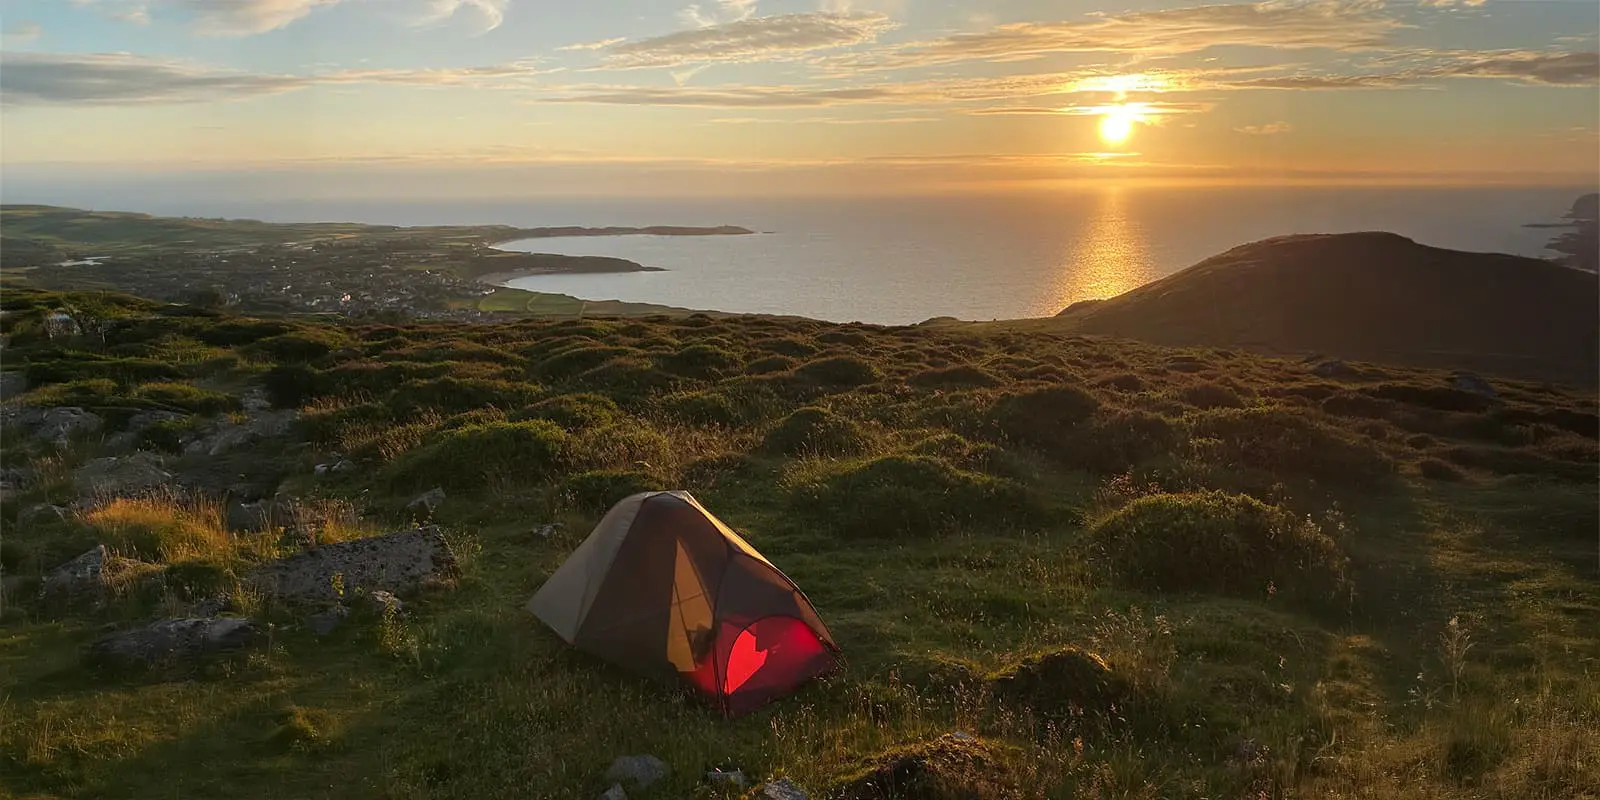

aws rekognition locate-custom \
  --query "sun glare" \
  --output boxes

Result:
[1097,104,1148,145]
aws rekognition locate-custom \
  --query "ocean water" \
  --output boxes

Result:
[112,186,1584,325]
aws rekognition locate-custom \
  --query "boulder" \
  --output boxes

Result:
[757,778,809,800]
[706,768,747,788]
[184,409,299,457]
[246,526,457,603]
[314,460,356,477]
[38,545,156,610]
[363,590,404,616]
[0,371,26,400]
[105,410,191,451]
[12,406,104,447]
[307,605,349,637]
[73,452,172,497]
[84,617,266,671]
[605,755,669,789]
[599,785,627,800]
[1450,372,1498,399]
[534,522,562,539]
[17,503,69,527]
[407,487,446,516]
[240,387,272,413]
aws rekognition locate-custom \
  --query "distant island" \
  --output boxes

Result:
[1525,192,1598,272]
[0,205,750,320]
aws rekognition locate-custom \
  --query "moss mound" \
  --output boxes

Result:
[1090,491,1348,602]
[1178,382,1246,410]
[833,734,1020,800]
[386,420,570,492]
[909,365,1000,389]
[987,646,1135,723]
[389,377,540,415]
[987,384,1100,452]
[511,393,620,430]
[563,470,666,512]
[763,407,872,457]
[794,355,881,388]
[1190,407,1394,485]
[796,455,1042,538]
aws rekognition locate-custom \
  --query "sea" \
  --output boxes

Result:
[109,185,1586,325]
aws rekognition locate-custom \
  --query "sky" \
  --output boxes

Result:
[0,0,1596,198]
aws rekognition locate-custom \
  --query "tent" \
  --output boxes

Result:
[527,491,839,716]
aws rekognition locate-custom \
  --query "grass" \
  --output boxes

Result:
[0,284,1596,799]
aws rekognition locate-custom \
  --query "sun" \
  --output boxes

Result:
[1097,104,1147,146]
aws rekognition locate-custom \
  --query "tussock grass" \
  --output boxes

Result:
[82,495,233,563]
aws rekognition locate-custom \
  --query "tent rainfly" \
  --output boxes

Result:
[526,491,839,716]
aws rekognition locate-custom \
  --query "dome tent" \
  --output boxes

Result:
[526,491,839,716]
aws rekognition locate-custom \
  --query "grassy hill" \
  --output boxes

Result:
[0,285,1596,799]
[1031,232,1599,387]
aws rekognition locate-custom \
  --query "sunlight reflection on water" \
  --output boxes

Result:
[1047,187,1158,314]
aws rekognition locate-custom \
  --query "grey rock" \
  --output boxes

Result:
[38,545,154,609]
[0,371,27,400]
[44,311,81,339]
[599,784,627,800]
[606,754,669,789]
[84,617,266,671]
[188,595,235,617]
[534,522,561,539]
[246,526,457,603]
[226,496,305,533]
[757,778,809,800]
[363,590,404,616]
[240,387,272,412]
[407,487,446,515]
[17,406,104,447]
[1450,372,1498,399]
[184,409,299,457]
[73,452,172,497]
[1311,360,1356,380]
[18,503,69,527]
[307,605,350,637]
[126,409,188,432]
[706,768,747,788]
[314,459,356,477]
[0,467,33,502]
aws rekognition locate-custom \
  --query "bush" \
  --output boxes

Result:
[661,390,742,427]
[23,378,123,408]
[1368,383,1494,414]
[132,382,239,414]
[386,420,570,492]
[535,345,641,380]
[1090,491,1348,602]
[573,358,678,398]
[83,496,231,562]
[512,393,619,430]
[817,329,870,347]
[987,385,1100,451]
[763,407,872,457]
[794,455,1042,538]
[1321,392,1390,419]
[908,365,1000,389]
[389,377,540,416]
[572,422,674,472]
[656,343,739,378]
[137,418,200,453]
[1096,374,1145,393]
[251,330,345,362]
[987,646,1135,723]
[794,355,881,388]
[1178,382,1245,410]
[193,319,293,347]
[262,364,323,408]
[164,558,237,600]
[563,470,666,512]
[753,336,819,357]
[1062,409,1180,473]
[745,355,796,374]
[1189,407,1394,486]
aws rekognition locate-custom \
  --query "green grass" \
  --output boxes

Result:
[0,285,1596,799]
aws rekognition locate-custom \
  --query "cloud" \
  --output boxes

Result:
[1430,50,1598,86]
[71,0,338,35]
[968,101,1212,117]
[546,85,902,107]
[836,0,1404,70]
[412,0,511,33]
[1236,121,1294,134]
[557,37,627,52]
[0,52,557,105]
[680,0,758,28]
[1419,0,1486,7]
[709,114,938,124]
[2,21,43,44]
[595,12,896,68]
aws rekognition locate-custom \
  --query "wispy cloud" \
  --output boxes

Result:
[680,0,759,28]
[545,85,903,107]
[834,0,1405,70]
[412,0,511,33]
[589,12,896,69]
[70,0,339,36]
[556,37,627,52]
[1236,121,1294,134]
[2,21,43,44]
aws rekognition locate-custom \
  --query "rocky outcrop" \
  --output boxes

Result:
[184,409,299,457]
[245,527,457,603]
[84,617,266,671]
[38,545,160,610]
[3,406,104,448]
[74,452,172,497]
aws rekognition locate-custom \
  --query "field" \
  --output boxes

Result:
[1,285,1596,799]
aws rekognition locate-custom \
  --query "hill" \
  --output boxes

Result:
[1039,232,1599,386]
[1,285,1595,799]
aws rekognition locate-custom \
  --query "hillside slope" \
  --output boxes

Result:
[1045,232,1599,386]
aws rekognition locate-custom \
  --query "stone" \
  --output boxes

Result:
[534,522,561,539]
[407,487,446,515]
[17,406,104,447]
[184,409,299,457]
[605,754,669,789]
[363,590,404,616]
[1450,372,1498,399]
[246,526,457,603]
[307,605,350,637]
[240,387,273,412]
[314,459,356,477]
[38,545,156,610]
[598,784,627,800]
[187,595,235,617]
[17,503,69,527]
[706,768,747,788]
[73,452,172,497]
[1311,360,1356,380]
[757,778,809,800]
[84,617,266,671]
[226,496,304,533]
[0,371,27,400]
